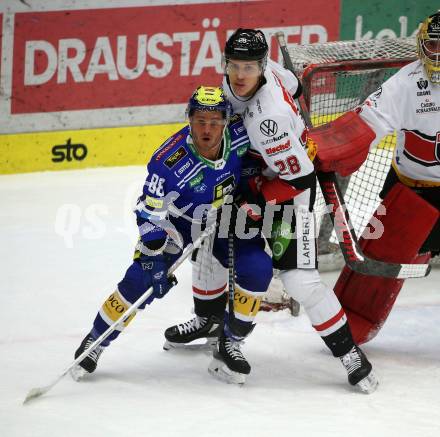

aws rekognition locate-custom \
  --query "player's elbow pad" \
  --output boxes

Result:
[142,237,167,251]
[137,217,167,244]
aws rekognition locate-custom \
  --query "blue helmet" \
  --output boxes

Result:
[186,86,232,121]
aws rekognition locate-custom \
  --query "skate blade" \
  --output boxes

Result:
[163,338,217,351]
[208,357,246,385]
[70,365,88,382]
[356,370,379,394]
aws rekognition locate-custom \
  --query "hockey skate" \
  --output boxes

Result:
[340,345,378,394]
[208,332,250,385]
[163,315,221,351]
[70,334,105,381]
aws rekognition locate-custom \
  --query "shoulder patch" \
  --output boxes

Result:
[164,146,187,169]
[155,133,184,161]
[229,113,242,124]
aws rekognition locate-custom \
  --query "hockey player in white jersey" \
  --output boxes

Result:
[334,11,440,344]
[165,29,378,393]
[360,11,440,229]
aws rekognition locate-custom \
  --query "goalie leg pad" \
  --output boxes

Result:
[334,183,439,344]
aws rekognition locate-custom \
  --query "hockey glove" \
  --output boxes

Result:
[141,254,177,302]
[235,175,304,224]
[235,175,266,223]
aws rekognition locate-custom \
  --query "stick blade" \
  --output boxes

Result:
[23,386,49,405]
[397,263,431,279]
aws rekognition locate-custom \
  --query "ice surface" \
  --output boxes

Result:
[1,167,439,437]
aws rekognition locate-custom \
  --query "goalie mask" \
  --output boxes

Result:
[417,11,440,84]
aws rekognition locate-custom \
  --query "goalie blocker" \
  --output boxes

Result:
[334,183,439,344]
[308,111,376,177]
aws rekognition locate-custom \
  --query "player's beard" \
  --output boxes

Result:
[192,134,223,160]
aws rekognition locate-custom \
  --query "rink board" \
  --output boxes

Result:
[0,123,184,174]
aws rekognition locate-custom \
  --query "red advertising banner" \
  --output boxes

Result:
[12,1,339,114]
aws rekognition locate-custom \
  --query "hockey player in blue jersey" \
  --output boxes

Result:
[72,86,272,381]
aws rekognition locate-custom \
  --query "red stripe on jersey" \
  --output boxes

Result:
[403,130,437,163]
[313,308,345,332]
[192,284,226,296]
[272,71,299,115]
[281,84,299,115]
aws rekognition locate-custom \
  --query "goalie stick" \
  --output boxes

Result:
[275,32,431,280]
[23,209,223,405]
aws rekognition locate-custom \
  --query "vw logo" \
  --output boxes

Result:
[260,119,278,137]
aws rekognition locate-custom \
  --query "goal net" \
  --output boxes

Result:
[289,37,417,268]
[263,37,420,311]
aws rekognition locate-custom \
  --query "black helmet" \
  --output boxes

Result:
[224,28,268,62]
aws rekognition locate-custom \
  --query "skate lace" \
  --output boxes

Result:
[84,337,104,363]
[224,339,245,361]
[178,316,207,335]
[340,346,362,375]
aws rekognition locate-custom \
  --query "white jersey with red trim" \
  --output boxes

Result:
[223,59,314,184]
[359,60,440,184]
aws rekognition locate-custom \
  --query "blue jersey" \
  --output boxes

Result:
[135,116,250,246]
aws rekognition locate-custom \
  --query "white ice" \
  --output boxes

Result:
[1,166,439,437]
